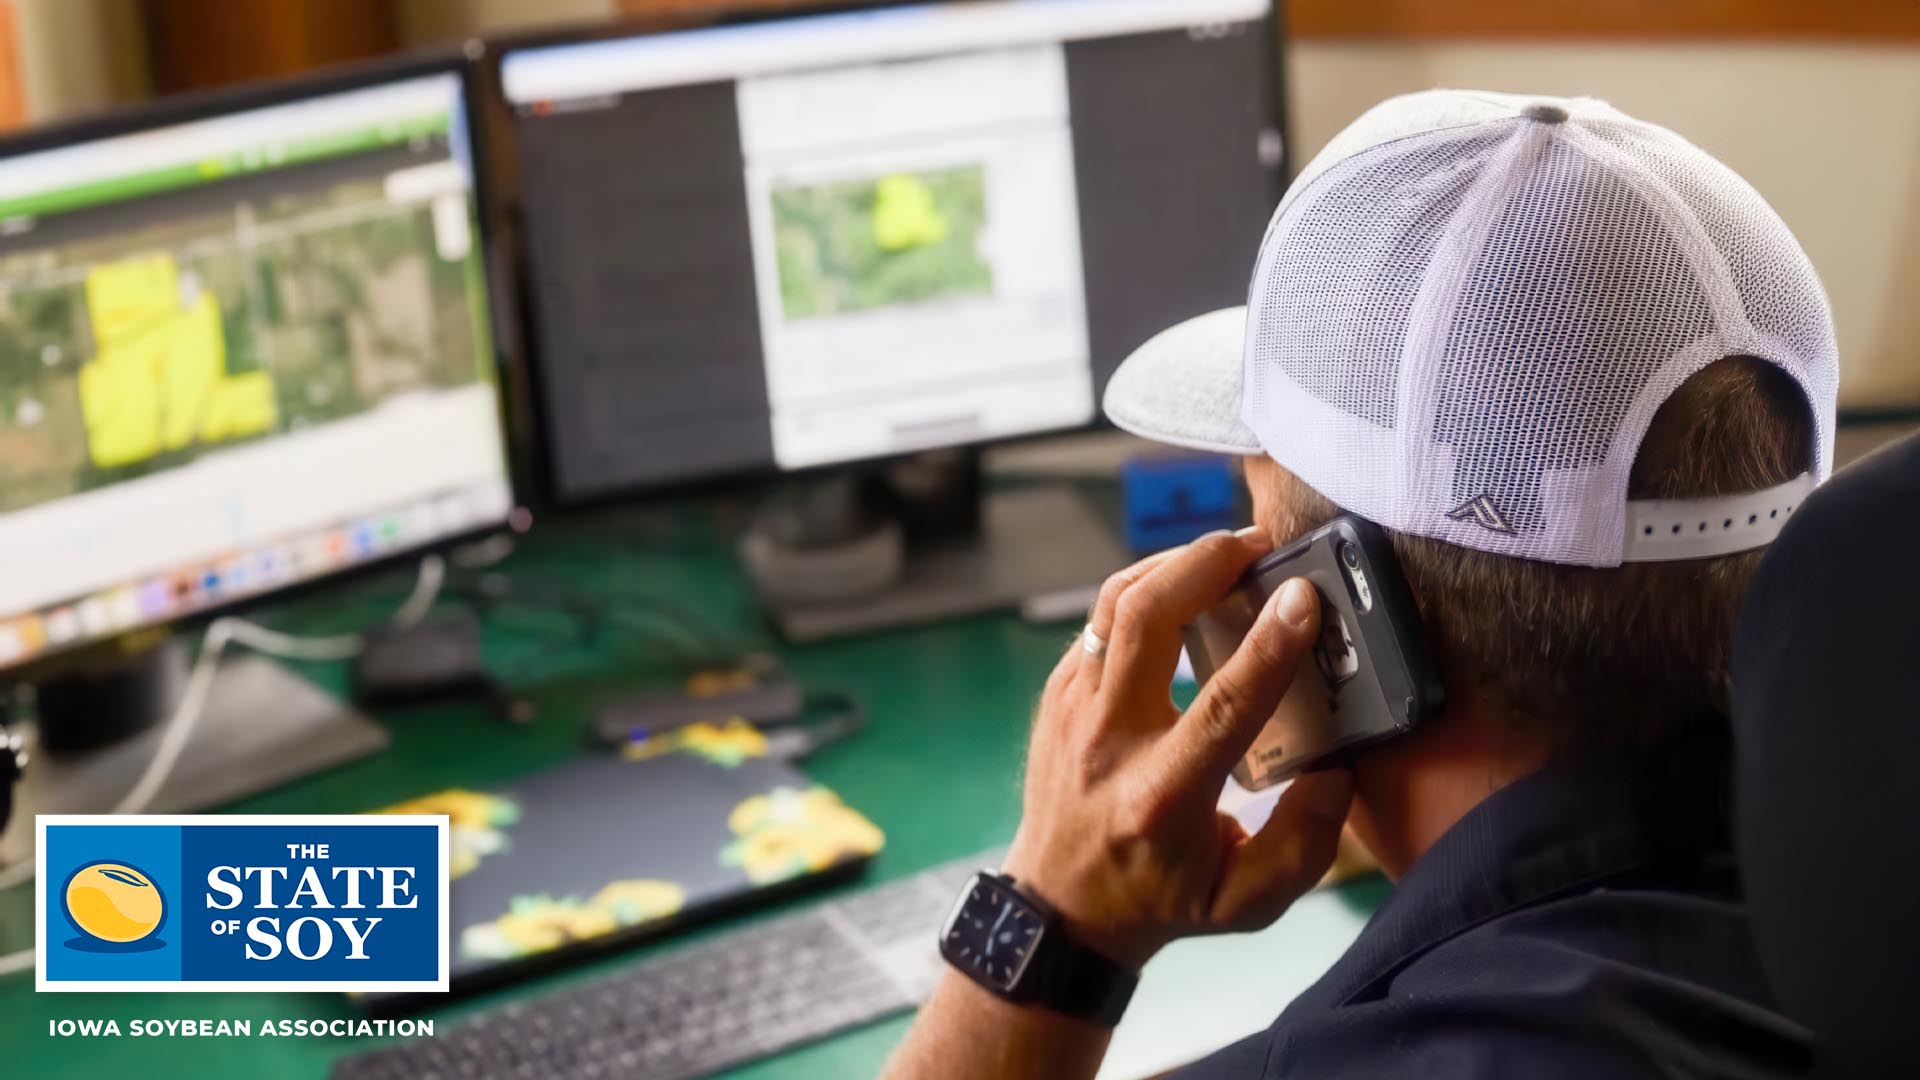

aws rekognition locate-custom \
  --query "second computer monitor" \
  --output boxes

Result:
[502,0,1282,503]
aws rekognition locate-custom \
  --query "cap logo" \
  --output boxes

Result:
[1446,494,1514,534]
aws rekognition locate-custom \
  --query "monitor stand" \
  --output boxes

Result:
[742,453,1131,643]
[0,646,388,866]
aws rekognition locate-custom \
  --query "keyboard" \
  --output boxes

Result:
[331,849,1000,1080]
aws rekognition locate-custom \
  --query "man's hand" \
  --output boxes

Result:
[879,529,1350,1080]
[1002,528,1354,971]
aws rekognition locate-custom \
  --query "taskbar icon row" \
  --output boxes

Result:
[0,480,511,669]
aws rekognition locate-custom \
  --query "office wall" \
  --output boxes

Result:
[13,0,147,122]
[394,0,614,43]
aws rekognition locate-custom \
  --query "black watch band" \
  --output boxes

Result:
[1025,920,1136,1027]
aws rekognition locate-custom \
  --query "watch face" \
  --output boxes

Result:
[942,875,1046,992]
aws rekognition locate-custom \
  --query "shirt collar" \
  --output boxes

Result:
[1296,721,1737,1009]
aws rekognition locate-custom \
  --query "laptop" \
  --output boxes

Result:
[354,730,882,1012]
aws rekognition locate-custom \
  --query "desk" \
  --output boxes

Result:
[0,500,1382,1079]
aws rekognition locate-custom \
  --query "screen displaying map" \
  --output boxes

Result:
[0,153,486,515]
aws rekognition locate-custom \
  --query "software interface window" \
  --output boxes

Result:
[505,0,1278,499]
[0,74,512,668]
[739,46,1090,468]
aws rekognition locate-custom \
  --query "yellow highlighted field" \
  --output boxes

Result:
[76,253,276,468]
[872,173,950,252]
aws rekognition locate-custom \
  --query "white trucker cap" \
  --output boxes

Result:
[1105,89,1838,566]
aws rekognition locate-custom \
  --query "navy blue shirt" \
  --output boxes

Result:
[1177,726,1810,1078]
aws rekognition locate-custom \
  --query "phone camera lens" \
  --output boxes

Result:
[1339,542,1360,570]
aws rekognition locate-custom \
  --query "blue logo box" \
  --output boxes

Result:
[37,814,448,993]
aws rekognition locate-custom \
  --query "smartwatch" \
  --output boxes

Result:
[937,870,1137,1027]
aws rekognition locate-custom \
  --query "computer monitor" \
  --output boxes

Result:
[0,59,514,675]
[499,0,1282,504]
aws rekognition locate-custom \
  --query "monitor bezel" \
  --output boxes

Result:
[483,0,1288,512]
[0,46,528,682]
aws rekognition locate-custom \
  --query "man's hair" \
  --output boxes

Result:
[1259,356,1814,736]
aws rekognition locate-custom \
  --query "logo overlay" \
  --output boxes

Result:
[37,815,448,992]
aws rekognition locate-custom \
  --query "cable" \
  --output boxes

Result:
[128,554,447,813]
[450,534,514,570]
[110,619,234,818]
[389,554,446,628]
[452,564,750,679]
[105,554,446,819]
[763,691,866,761]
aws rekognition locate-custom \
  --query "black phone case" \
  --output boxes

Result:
[1183,517,1445,789]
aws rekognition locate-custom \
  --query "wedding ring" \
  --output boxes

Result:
[1080,624,1108,658]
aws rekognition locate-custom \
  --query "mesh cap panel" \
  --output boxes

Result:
[1253,126,1511,430]
[1581,118,1838,468]
[1239,91,1837,566]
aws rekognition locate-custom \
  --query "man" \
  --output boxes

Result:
[882,90,1836,1077]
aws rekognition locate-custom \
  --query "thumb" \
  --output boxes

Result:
[1209,768,1353,931]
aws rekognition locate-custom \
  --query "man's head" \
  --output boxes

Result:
[1102,90,1837,859]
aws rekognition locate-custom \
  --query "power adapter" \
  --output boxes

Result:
[350,611,496,711]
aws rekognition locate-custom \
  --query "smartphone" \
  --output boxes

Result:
[1183,516,1445,789]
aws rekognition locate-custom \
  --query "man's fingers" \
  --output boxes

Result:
[1040,632,1081,704]
[1162,576,1320,784]
[1084,547,1185,639]
[1103,528,1273,705]
[1209,768,1353,930]
[1075,548,1184,691]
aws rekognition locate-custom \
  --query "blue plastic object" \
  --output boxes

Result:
[1121,454,1240,553]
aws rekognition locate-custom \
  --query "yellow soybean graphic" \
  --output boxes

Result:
[64,862,165,943]
[76,252,276,468]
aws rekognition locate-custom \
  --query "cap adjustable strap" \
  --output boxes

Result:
[1622,472,1814,562]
